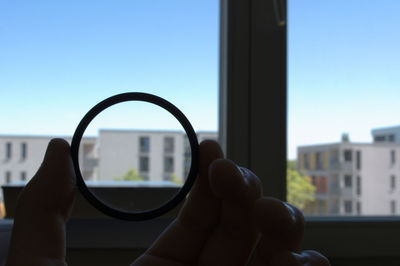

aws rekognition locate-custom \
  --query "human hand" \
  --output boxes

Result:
[5,139,329,266]
[6,139,75,266]
[133,140,329,266]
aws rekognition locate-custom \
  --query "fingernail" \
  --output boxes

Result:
[283,202,297,225]
[271,251,302,266]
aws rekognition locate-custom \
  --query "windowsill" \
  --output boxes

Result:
[2,183,182,219]
[303,216,400,258]
[65,218,173,249]
[1,215,400,258]
[3,183,400,259]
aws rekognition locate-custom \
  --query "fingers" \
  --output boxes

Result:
[269,250,330,266]
[250,198,309,266]
[196,159,262,266]
[209,159,262,206]
[142,141,263,266]
[251,198,303,265]
[142,140,224,264]
[178,140,225,229]
[6,139,76,265]
[254,198,304,253]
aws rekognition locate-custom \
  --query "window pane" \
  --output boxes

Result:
[21,142,27,160]
[0,1,219,218]
[288,0,400,216]
[164,137,175,153]
[139,136,150,153]
[6,143,12,160]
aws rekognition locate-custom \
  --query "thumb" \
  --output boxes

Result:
[6,138,76,265]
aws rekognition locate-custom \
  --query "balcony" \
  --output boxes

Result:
[341,162,353,171]
[329,161,341,171]
[82,158,99,171]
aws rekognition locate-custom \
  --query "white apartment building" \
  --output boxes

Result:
[0,131,218,202]
[372,125,400,143]
[298,125,400,216]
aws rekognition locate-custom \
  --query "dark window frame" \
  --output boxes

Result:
[344,175,352,188]
[391,175,396,190]
[139,136,150,153]
[356,176,361,195]
[391,150,396,165]
[344,150,352,162]
[163,156,174,173]
[139,156,149,173]
[6,142,12,159]
[5,171,11,184]
[20,171,27,181]
[21,142,27,160]
[163,137,175,153]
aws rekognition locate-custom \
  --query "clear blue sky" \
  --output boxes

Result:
[288,0,400,159]
[0,0,219,135]
[1,1,400,159]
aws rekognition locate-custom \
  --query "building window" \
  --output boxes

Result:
[21,142,27,160]
[313,176,328,194]
[344,200,352,214]
[163,137,174,153]
[356,176,361,195]
[344,175,352,187]
[330,149,339,163]
[344,149,352,162]
[317,176,328,193]
[311,175,316,186]
[6,142,12,159]
[356,150,361,170]
[5,171,11,184]
[139,156,149,172]
[21,171,27,181]
[356,202,362,215]
[139,136,150,153]
[315,152,322,170]
[391,200,396,215]
[304,153,309,169]
[164,156,174,173]
[184,158,191,178]
[389,134,396,142]
[184,137,191,156]
[374,135,386,142]
[391,150,396,164]
[391,175,396,190]
[330,174,340,192]
[318,199,328,214]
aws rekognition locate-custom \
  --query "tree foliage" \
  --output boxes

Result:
[114,168,144,181]
[170,173,183,185]
[287,160,315,211]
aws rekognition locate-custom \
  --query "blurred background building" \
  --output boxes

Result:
[298,125,400,216]
[0,131,218,203]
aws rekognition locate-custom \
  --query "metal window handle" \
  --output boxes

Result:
[273,0,286,27]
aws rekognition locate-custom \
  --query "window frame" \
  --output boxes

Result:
[138,156,150,173]
[2,1,400,263]
[221,0,400,261]
[21,142,27,160]
[5,142,12,160]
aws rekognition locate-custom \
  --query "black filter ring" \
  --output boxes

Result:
[70,92,199,221]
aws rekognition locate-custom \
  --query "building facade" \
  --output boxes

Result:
[298,125,400,216]
[0,131,218,202]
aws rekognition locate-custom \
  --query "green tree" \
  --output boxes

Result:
[114,168,144,181]
[287,161,315,211]
[170,173,183,185]
[287,160,297,171]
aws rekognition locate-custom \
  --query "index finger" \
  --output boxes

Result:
[141,140,224,264]
[250,198,305,265]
